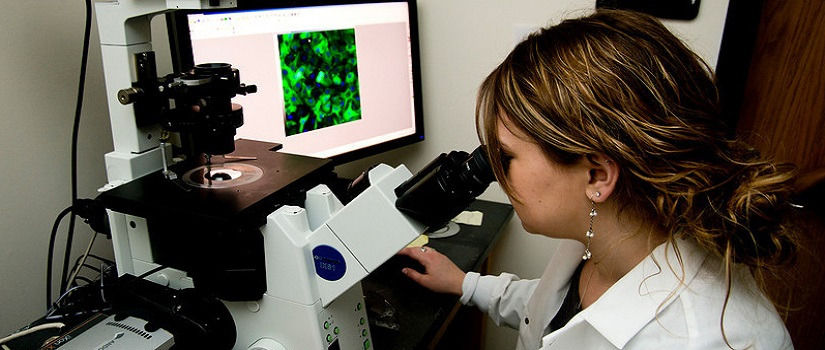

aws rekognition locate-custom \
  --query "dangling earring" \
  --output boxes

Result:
[583,192,599,260]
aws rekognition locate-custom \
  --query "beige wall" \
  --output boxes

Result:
[0,0,114,337]
[0,1,728,348]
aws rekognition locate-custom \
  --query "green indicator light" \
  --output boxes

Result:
[326,334,333,343]
[359,318,365,325]
[334,327,340,335]
[363,339,371,349]
[324,321,330,330]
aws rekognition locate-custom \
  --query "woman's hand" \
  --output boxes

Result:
[396,246,466,296]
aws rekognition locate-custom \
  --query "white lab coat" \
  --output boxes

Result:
[461,238,794,349]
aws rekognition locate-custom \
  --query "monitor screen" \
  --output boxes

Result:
[167,0,424,164]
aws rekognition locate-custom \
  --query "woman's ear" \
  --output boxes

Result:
[586,154,619,203]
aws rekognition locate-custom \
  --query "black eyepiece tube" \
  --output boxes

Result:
[394,153,447,198]
[395,145,495,229]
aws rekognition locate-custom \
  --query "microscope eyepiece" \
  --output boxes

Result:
[395,145,495,229]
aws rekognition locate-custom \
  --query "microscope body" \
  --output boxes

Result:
[94,1,427,349]
[102,158,424,349]
[226,164,424,350]
[93,2,489,349]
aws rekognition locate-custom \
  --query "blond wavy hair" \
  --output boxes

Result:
[475,9,798,321]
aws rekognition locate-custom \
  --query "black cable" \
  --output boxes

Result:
[69,252,104,280]
[74,276,94,285]
[59,0,93,296]
[63,255,112,293]
[81,264,101,273]
[71,255,88,273]
[136,265,169,281]
[85,254,115,265]
[47,206,74,310]
[71,276,94,285]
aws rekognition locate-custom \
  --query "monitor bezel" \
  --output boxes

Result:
[166,0,425,165]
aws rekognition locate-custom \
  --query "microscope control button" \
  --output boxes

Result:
[356,303,362,311]
[324,321,330,329]
[334,327,340,335]
[326,334,333,343]
[247,301,261,313]
[363,339,371,349]
[359,318,365,325]
[361,329,367,337]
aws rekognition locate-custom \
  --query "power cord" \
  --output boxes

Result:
[46,199,110,310]
[47,206,74,310]
[46,0,93,311]
[59,0,93,296]
[45,261,116,322]
[0,323,65,346]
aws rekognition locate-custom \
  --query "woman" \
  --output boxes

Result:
[398,9,797,349]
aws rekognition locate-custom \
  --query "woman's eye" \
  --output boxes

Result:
[500,150,513,170]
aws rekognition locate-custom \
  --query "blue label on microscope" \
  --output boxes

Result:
[313,245,347,281]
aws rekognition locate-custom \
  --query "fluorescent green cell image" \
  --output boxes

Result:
[279,29,361,136]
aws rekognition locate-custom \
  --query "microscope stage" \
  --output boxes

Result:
[98,139,333,227]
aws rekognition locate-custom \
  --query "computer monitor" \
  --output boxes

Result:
[167,0,424,165]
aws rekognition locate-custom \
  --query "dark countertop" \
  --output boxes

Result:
[364,199,514,350]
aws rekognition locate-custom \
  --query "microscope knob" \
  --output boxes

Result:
[239,83,257,95]
[117,87,143,105]
[247,338,287,350]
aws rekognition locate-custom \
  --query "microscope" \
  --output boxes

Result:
[78,1,494,349]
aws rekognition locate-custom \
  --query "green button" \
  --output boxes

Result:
[359,317,365,325]
[362,329,367,337]
[326,334,333,343]
[324,321,330,329]
[356,303,362,311]
[334,327,340,335]
[363,339,371,349]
